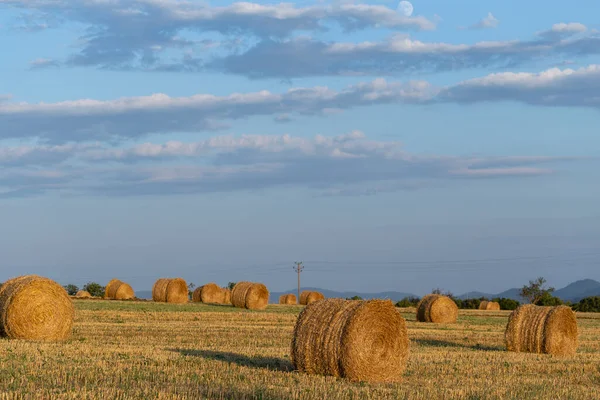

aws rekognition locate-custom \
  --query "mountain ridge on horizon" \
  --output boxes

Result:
[135,279,600,303]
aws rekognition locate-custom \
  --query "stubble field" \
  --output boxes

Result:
[0,300,599,399]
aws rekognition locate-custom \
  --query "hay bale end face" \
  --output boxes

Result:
[0,275,74,341]
[75,290,92,298]
[479,300,500,311]
[200,283,223,304]
[300,291,325,305]
[223,288,232,305]
[105,279,135,300]
[505,304,578,356]
[191,286,203,303]
[279,294,297,305]
[152,278,188,303]
[231,282,269,310]
[291,299,409,383]
[416,294,458,323]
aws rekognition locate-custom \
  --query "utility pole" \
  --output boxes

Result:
[293,261,304,304]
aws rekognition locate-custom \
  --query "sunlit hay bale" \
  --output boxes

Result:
[75,290,91,298]
[105,279,135,300]
[152,278,188,303]
[191,286,203,303]
[200,283,223,304]
[291,299,409,383]
[300,291,325,305]
[505,304,578,356]
[222,288,232,304]
[279,294,297,305]
[479,300,501,311]
[231,282,269,310]
[0,275,74,341]
[416,294,458,323]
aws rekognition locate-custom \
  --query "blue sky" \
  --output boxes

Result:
[0,0,599,296]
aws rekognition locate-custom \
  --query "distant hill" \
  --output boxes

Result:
[135,279,600,303]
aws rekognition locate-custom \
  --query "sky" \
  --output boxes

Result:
[0,0,599,296]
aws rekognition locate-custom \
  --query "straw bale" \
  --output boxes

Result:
[416,294,458,323]
[0,275,74,341]
[231,282,269,310]
[152,278,188,303]
[505,304,578,356]
[75,290,91,298]
[279,294,297,305]
[105,279,135,300]
[223,288,232,304]
[291,299,409,382]
[479,300,501,311]
[200,283,223,304]
[300,291,325,305]
[192,286,203,303]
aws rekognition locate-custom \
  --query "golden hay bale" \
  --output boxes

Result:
[200,283,223,304]
[191,286,203,303]
[0,275,74,341]
[105,279,135,300]
[505,304,578,356]
[75,290,92,298]
[152,278,188,303]
[279,294,297,305]
[222,288,232,304]
[300,291,325,305]
[416,294,458,323]
[479,300,501,311]
[231,282,269,310]
[291,299,409,383]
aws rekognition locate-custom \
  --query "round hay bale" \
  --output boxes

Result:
[75,290,92,298]
[200,283,223,304]
[479,300,500,311]
[0,275,74,341]
[152,278,188,303]
[300,291,325,305]
[191,286,203,303]
[505,304,578,356]
[231,282,269,310]
[222,288,232,304]
[291,299,409,383]
[105,279,135,300]
[416,294,458,323]
[279,294,297,305]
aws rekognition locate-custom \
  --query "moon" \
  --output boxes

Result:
[397,1,414,17]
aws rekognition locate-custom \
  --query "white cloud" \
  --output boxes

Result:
[466,12,499,30]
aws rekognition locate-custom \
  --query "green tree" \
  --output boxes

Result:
[395,296,420,308]
[573,296,600,312]
[83,282,105,297]
[520,277,555,305]
[346,295,363,300]
[63,284,79,296]
[227,282,237,290]
[535,291,563,306]
[188,282,196,299]
[493,297,520,310]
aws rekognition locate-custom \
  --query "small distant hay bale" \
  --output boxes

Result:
[191,286,203,303]
[75,290,92,299]
[416,294,458,323]
[279,294,297,305]
[505,304,578,356]
[479,300,501,311]
[223,288,232,304]
[200,283,224,304]
[152,278,188,303]
[0,275,74,341]
[231,282,269,310]
[300,291,325,305]
[291,299,409,382]
[104,279,135,300]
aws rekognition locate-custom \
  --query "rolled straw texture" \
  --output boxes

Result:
[0,275,74,341]
[300,291,325,305]
[105,279,135,300]
[75,290,92,298]
[416,294,458,323]
[291,299,409,382]
[505,304,578,356]
[231,282,269,310]
[152,278,188,303]
[479,301,501,311]
[279,294,297,305]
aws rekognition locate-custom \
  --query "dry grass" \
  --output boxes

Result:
[291,299,409,382]
[0,301,599,399]
[0,275,74,341]
[505,304,579,356]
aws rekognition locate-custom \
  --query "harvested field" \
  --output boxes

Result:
[0,302,599,399]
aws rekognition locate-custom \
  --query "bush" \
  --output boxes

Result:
[493,297,520,310]
[395,296,420,308]
[83,282,105,297]
[346,295,363,300]
[455,298,481,309]
[573,296,600,312]
[63,284,79,296]
[535,291,563,306]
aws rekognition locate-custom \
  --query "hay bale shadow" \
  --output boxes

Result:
[171,349,293,372]
[414,339,503,352]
